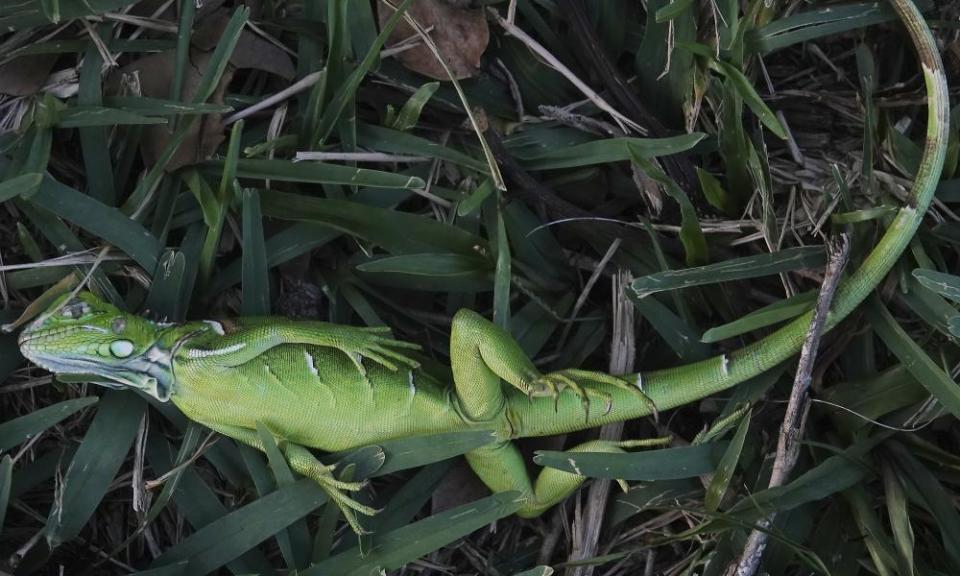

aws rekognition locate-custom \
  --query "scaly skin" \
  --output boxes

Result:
[13,0,948,534]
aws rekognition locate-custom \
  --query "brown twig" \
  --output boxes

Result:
[727,234,851,576]
[567,269,636,576]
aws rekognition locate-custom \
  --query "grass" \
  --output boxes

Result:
[0,0,958,574]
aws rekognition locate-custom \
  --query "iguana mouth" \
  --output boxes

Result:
[20,353,104,375]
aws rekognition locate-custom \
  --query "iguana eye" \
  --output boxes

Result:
[112,318,126,334]
[110,340,134,358]
[62,301,90,319]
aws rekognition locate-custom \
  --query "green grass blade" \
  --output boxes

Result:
[656,0,696,22]
[0,397,98,451]
[844,487,901,576]
[357,124,489,172]
[256,423,311,571]
[819,366,927,435]
[696,167,736,215]
[630,148,708,265]
[216,158,426,189]
[517,134,706,170]
[881,461,915,576]
[513,567,555,576]
[334,430,497,478]
[746,0,933,54]
[57,107,168,128]
[0,455,12,535]
[144,423,202,525]
[207,222,339,295]
[704,409,750,512]
[0,0,141,28]
[150,478,327,574]
[241,189,270,315]
[312,0,414,144]
[712,60,787,139]
[4,451,66,513]
[368,461,453,534]
[145,430,273,574]
[128,6,248,205]
[912,268,960,303]
[888,442,960,571]
[865,297,960,419]
[259,190,484,255]
[630,296,712,361]
[728,436,882,519]
[207,184,419,294]
[0,173,43,204]
[458,178,495,217]
[534,442,727,480]
[702,290,816,343]
[391,82,440,131]
[492,203,512,329]
[29,176,161,271]
[45,391,145,547]
[629,246,826,299]
[143,250,187,321]
[102,96,231,116]
[77,33,115,205]
[170,0,196,104]
[901,274,960,338]
[305,491,523,575]
[356,253,494,292]
[20,123,53,200]
[190,8,249,105]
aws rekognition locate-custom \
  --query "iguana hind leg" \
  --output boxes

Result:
[465,439,631,517]
[449,309,534,421]
[449,309,651,422]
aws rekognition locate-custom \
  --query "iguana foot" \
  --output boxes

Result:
[338,326,422,378]
[528,369,657,421]
[308,461,380,534]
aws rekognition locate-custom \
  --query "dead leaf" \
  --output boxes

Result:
[117,50,233,171]
[111,9,294,171]
[378,0,489,80]
[0,54,58,97]
[190,8,295,80]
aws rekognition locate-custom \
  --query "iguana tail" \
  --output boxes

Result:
[512,0,948,438]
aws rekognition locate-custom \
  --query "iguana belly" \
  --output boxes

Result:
[170,344,468,451]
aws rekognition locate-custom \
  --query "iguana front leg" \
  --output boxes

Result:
[185,320,421,377]
[205,422,377,534]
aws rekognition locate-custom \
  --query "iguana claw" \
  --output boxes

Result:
[308,461,379,534]
[338,328,422,378]
[528,369,657,422]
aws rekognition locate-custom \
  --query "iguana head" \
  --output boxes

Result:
[18,291,177,401]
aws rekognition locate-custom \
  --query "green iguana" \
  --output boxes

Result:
[13,0,948,535]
